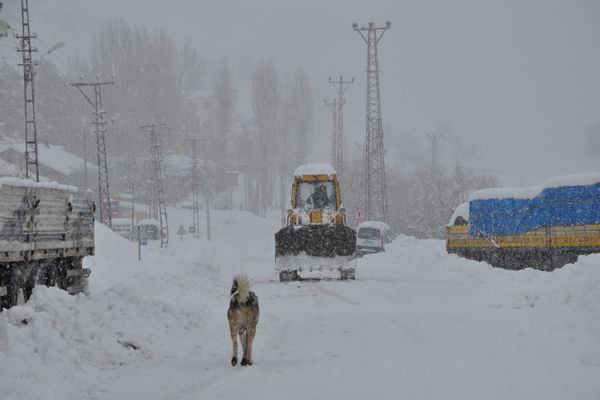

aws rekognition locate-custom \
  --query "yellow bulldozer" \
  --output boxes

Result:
[275,164,356,281]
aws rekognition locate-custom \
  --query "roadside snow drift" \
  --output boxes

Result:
[1,208,599,400]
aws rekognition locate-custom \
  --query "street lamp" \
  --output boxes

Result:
[36,41,65,65]
[0,18,10,38]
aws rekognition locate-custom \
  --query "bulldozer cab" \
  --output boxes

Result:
[296,181,336,210]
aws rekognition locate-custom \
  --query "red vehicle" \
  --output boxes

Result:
[101,198,121,218]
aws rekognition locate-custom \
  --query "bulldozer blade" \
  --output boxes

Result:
[275,225,356,258]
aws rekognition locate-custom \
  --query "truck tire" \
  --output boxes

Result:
[5,267,27,308]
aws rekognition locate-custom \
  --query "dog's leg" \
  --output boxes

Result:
[240,329,249,366]
[228,319,238,366]
[245,326,257,366]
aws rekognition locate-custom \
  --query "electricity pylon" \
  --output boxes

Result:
[17,0,39,181]
[142,123,169,248]
[353,21,391,222]
[324,98,339,169]
[328,76,353,181]
[186,138,201,239]
[68,77,114,227]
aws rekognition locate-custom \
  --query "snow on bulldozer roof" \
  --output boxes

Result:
[293,163,336,177]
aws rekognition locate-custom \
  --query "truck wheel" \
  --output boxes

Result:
[5,268,27,308]
[279,270,299,282]
[47,263,67,290]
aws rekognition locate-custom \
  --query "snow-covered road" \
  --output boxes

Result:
[1,208,599,400]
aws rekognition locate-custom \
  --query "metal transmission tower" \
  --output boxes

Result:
[186,138,201,239]
[427,133,443,176]
[142,123,169,248]
[353,21,391,222]
[328,76,353,180]
[68,78,114,227]
[324,98,339,168]
[17,0,39,181]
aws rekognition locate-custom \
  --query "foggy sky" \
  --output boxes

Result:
[1,0,599,186]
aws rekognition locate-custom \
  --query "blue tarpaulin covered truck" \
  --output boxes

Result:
[447,172,600,270]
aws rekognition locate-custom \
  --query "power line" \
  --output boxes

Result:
[202,26,348,64]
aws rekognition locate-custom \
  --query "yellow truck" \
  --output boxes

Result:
[446,172,600,270]
[275,164,356,281]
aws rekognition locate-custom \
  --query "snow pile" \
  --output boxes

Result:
[1,207,599,400]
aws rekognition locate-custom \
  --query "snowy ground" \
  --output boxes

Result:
[1,207,599,400]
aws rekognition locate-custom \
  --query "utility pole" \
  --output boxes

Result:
[353,21,391,222]
[142,123,169,248]
[186,138,201,239]
[328,76,353,181]
[130,182,135,241]
[427,133,442,176]
[324,98,339,169]
[82,125,88,190]
[17,0,39,181]
[68,77,114,227]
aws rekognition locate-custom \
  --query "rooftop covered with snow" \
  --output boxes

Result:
[0,143,97,177]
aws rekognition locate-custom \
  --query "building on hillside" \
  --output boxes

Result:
[0,143,97,187]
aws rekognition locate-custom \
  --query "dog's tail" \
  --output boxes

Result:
[233,273,250,304]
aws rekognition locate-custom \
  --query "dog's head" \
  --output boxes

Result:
[231,274,250,303]
[230,278,239,296]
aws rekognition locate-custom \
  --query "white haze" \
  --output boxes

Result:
[1,0,599,185]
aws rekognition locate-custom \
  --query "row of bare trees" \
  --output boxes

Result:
[341,132,498,238]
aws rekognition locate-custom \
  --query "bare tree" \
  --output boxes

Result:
[251,60,280,215]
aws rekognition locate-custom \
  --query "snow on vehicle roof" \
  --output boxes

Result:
[137,218,160,227]
[357,220,390,231]
[293,163,337,177]
[0,177,78,192]
[448,202,469,226]
[469,171,600,201]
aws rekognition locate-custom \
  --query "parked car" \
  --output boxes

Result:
[135,219,160,241]
[355,221,393,257]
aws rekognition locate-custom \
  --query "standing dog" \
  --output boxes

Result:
[228,274,259,366]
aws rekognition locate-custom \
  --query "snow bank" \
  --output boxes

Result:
[2,207,599,400]
[293,163,336,177]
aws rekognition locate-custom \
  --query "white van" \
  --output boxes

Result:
[355,221,393,256]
